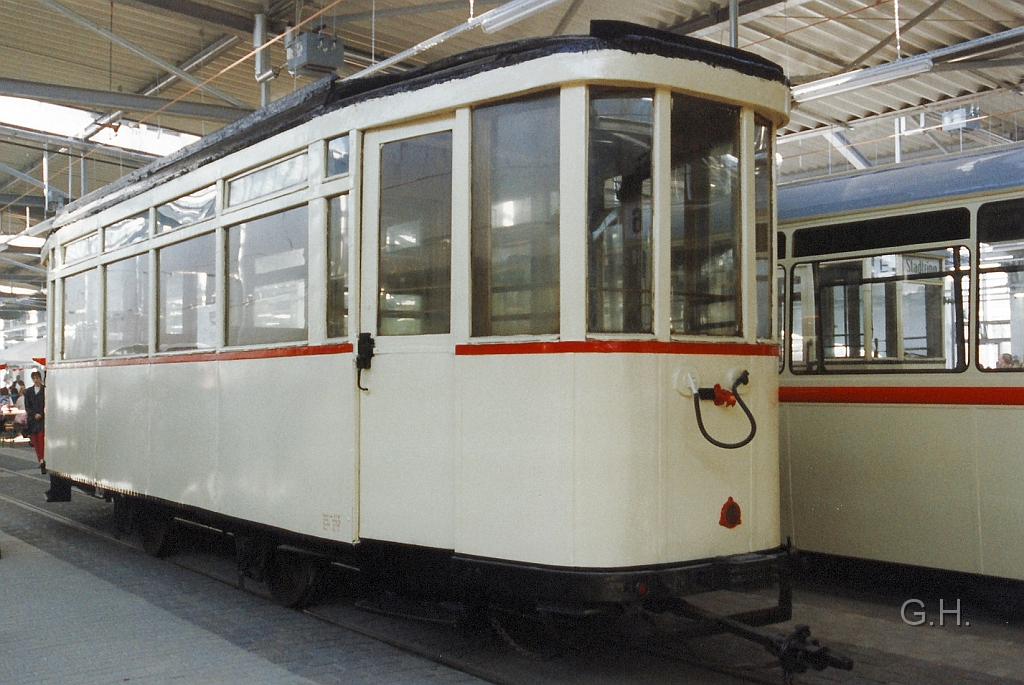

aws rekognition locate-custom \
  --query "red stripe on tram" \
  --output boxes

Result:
[456,340,780,356]
[51,343,354,369]
[779,385,1024,406]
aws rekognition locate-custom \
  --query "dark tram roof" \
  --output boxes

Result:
[53,20,785,231]
[779,144,1024,224]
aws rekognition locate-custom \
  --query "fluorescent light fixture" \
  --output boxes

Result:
[480,0,569,33]
[792,57,933,103]
[346,0,570,81]
[4,235,45,249]
[0,284,38,296]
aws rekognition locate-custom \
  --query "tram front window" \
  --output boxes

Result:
[587,88,653,334]
[669,95,741,337]
[472,93,560,337]
[755,117,774,340]
[978,199,1024,370]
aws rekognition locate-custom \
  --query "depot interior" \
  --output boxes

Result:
[2,0,1024,371]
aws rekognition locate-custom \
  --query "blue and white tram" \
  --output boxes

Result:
[778,145,1024,582]
[42,22,794,626]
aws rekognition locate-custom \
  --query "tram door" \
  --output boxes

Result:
[358,119,458,549]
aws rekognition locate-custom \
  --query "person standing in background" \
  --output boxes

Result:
[25,371,44,472]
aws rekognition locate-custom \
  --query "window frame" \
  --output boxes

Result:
[787,244,971,375]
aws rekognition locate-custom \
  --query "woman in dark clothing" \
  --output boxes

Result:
[24,370,44,470]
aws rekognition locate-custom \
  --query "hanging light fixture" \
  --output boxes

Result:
[792,56,933,103]
[479,0,568,33]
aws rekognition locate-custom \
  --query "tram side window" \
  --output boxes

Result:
[776,264,785,371]
[105,213,148,251]
[106,253,150,356]
[472,93,560,337]
[587,88,653,334]
[228,153,308,207]
[378,132,452,336]
[755,116,774,340]
[790,247,969,373]
[790,264,814,369]
[669,95,741,337]
[62,269,101,360]
[158,233,217,352]
[227,205,309,346]
[327,195,349,338]
[327,135,350,177]
[64,232,99,264]
[978,199,1024,370]
[157,185,216,233]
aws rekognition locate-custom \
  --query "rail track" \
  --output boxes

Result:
[0,462,807,685]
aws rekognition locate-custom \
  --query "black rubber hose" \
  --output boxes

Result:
[692,370,757,450]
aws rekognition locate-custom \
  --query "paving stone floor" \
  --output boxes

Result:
[0,447,485,685]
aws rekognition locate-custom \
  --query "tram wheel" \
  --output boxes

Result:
[112,496,136,537]
[267,551,320,609]
[139,508,175,557]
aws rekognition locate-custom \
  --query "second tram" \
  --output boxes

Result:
[778,145,1024,581]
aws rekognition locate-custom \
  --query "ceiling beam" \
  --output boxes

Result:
[0,79,249,122]
[791,25,1024,105]
[137,34,240,98]
[326,0,504,25]
[35,0,251,110]
[0,254,46,275]
[845,0,954,70]
[120,0,297,34]
[744,19,847,69]
[933,58,1024,71]
[780,86,1019,145]
[0,124,156,166]
[553,0,586,35]
[0,162,69,198]
[119,0,255,33]
[670,0,814,36]
[79,34,243,143]
[0,194,45,209]
[819,130,870,169]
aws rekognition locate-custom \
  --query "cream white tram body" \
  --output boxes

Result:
[43,23,790,608]
[778,147,1024,581]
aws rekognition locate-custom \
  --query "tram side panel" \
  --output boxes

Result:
[48,366,100,484]
[574,353,779,567]
[655,354,780,562]
[781,402,983,575]
[456,352,780,569]
[48,355,359,543]
[94,362,154,497]
[358,351,457,550]
[573,353,663,567]
[148,361,218,506]
[215,355,356,539]
[456,353,576,566]
[974,405,1024,580]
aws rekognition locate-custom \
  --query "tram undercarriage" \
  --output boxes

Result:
[87,488,851,681]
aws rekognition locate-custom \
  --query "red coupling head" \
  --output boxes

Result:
[713,383,736,407]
